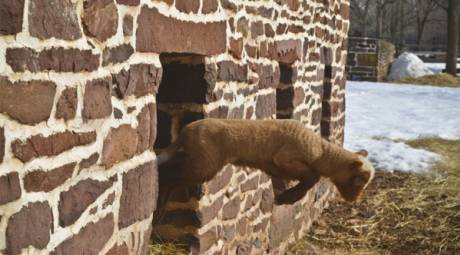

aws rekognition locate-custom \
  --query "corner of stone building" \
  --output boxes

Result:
[0,0,349,254]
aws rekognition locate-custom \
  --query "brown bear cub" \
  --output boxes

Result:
[157,119,375,205]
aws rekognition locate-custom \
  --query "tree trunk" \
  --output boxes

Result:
[416,19,426,51]
[398,0,405,54]
[446,0,458,76]
[376,8,383,38]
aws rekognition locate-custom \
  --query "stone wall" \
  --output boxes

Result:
[0,0,349,254]
[346,37,395,81]
[151,1,349,254]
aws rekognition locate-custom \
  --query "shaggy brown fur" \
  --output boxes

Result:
[157,119,375,205]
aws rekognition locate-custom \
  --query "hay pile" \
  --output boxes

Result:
[393,73,460,88]
[149,243,188,255]
[289,138,460,255]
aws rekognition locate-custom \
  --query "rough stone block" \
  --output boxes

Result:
[276,23,287,35]
[254,64,279,89]
[250,21,264,39]
[202,0,218,13]
[102,44,134,66]
[228,105,245,119]
[6,47,100,73]
[312,108,322,126]
[240,175,259,192]
[220,0,237,11]
[260,188,274,213]
[83,78,112,120]
[0,0,24,35]
[116,0,139,6]
[254,217,269,232]
[55,87,77,121]
[282,0,300,11]
[83,0,118,42]
[0,78,55,125]
[0,127,3,164]
[101,124,138,168]
[192,228,217,254]
[229,38,243,60]
[79,153,100,171]
[205,166,233,194]
[0,172,21,205]
[112,64,162,99]
[221,224,236,241]
[274,40,302,64]
[265,23,275,37]
[136,7,226,55]
[136,104,157,153]
[237,18,249,37]
[106,243,129,255]
[322,101,341,118]
[29,0,81,40]
[119,162,157,228]
[198,196,224,225]
[269,206,295,250]
[6,202,53,255]
[217,61,248,82]
[341,2,350,19]
[176,0,200,13]
[222,197,240,220]
[236,217,248,236]
[206,105,229,118]
[59,177,114,227]
[258,6,273,18]
[256,94,276,119]
[123,15,133,36]
[52,214,114,255]
[24,163,76,192]
[11,131,96,162]
[288,24,304,34]
[245,44,258,58]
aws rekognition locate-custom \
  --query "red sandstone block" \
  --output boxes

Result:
[136,7,226,55]
[0,78,56,125]
[11,131,96,162]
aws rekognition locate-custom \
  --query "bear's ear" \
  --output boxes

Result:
[356,149,368,157]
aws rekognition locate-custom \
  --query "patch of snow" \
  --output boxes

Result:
[424,62,460,74]
[388,52,434,80]
[345,81,460,172]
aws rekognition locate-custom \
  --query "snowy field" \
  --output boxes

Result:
[344,81,460,172]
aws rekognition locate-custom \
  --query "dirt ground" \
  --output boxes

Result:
[288,138,460,255]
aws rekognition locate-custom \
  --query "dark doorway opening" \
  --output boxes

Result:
[320,47,334,140]
[153,53,207,246]
[276,63,296,119]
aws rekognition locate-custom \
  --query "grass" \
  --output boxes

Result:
[288,138,460,255]
[392,73,460,88]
